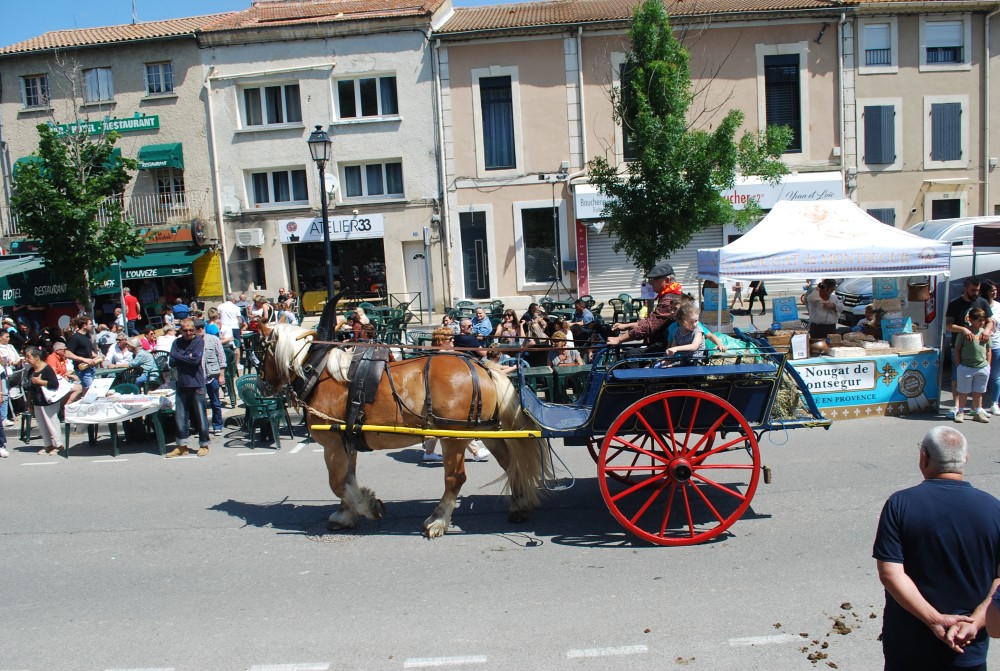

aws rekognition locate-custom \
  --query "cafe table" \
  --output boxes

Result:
[61,391,174,458]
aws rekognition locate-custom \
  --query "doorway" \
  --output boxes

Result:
[459,211,489,299]
[402,241,429,310]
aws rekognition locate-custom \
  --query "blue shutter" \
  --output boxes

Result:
[931,102,962,161]
[864,105,895,165]
[764,54,802,153]
[866,208,896,226]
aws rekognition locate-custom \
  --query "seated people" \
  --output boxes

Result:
[454,319,486,357]
[664,303,707,362]
[548,331,583,367]
[606,262,681,354]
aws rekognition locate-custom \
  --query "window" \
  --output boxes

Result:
[83,68,114,103]
[480,76,516,170]
[763,54,801,153]
[342,161,404,199]
[250,168,308,206]
[519,207,557,284]
[920,16,971,70]
[335,76,398,119]
[145,62,174,95]
[931,199,961,219]
[471,66,523,176]
[923,95,968,169]
[866,208,896,226]
[155,168,185,207]
[857,99,901,170]
[859,19,898,74]
[20,74,49,108]
[242,84,302,127]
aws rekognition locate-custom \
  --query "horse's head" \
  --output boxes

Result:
[256,323,316,396]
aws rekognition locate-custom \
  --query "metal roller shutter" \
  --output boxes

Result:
[586,227,723,302]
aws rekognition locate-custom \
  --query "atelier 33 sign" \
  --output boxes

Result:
[279,215,384,244]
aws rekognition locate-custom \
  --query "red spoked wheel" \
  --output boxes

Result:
[598,389,760,546]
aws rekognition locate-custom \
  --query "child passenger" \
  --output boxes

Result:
[666,303,706,360]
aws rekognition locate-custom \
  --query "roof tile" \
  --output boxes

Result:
[0,14,233,55]
[438,0,856,34]
[201,0,447,32]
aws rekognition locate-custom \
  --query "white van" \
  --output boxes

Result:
[838,216,1000,326]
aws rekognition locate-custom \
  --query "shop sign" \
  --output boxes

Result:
[52,114,160,138]
[722,172,843,210]
[574,185,613,220]
[278,214,385,244]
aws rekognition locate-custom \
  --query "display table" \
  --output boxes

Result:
[787,349,939,420]
[62,391,175,457]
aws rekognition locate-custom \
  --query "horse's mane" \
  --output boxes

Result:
[272,324,352,383]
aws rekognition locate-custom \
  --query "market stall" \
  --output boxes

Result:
[697,199,952,419]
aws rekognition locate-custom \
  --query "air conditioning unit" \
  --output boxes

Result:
[235,227,265,247]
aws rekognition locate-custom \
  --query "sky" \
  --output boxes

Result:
[0,0,522,49]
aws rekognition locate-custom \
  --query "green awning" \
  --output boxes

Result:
[12,155,44,176]
[137,143,183,170]
[0,257,74,306]
[120,249,205,280]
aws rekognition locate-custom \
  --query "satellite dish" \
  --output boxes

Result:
[58,315,71,329]
[324,173,340,198]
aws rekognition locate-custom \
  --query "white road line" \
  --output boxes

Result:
[22,462,59,466]
[566,645,648,659]
[312,448,324,453]
[93,459,128,463]
[247,664,330,671]
[403,656,487,668]
[728,634,801,647]
[105,667,176,671]
[238,452,276,457]
[289,442,306,454]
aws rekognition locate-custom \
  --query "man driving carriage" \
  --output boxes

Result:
[606,262,681,354]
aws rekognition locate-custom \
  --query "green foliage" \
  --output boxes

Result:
[587,0,790,273]
[10,124,145,311]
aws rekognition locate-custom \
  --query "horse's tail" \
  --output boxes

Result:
[485,367,552,514]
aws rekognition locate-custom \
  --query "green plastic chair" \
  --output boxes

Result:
[236,374,293,450]
[223,347,239,408]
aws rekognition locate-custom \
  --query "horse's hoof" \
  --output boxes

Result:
[328,520,347,531]
[372,498,386,520]
[423,519,448,539]
[508,510,529,524]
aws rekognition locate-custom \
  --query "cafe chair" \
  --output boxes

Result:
[236,374,293,450]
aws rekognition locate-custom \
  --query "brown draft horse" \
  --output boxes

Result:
[257,323,548,538]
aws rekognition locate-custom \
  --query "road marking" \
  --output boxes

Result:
[312,448,324,453]
[247,664,329,671]
[566,645,648,659]
[403,656,487,668]
[22,462,59,466]
[728,634,801,647]
[289,442,306,454]
[105,667,176,671]
[93,459,128,463]
[238,452,276,457]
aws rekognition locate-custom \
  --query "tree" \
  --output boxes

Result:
[587,0,791,273]
[10,124,145,315]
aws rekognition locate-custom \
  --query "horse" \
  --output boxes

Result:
[257,322,548,538]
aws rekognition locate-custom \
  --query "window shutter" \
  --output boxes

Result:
[763,54,801,153]
[866,208,896,226]
[864,105,895,165]
[931,102,962,161]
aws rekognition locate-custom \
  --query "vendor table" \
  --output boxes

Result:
[62,392,174,457]
[786,349,939,420]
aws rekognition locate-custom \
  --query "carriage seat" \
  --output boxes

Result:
[519,385,590,433]
[610,362,777,381]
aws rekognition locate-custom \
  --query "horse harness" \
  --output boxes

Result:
[283,342,500,456]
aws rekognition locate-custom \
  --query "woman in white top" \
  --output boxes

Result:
[980,279,1000,415]
[0,330,21,430]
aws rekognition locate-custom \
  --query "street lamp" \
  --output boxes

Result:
[307,124,336,301]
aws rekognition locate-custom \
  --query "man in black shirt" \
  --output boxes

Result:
[453,318,486,356]
[64,317,100,399]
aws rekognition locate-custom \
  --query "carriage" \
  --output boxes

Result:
[259,323,830,547]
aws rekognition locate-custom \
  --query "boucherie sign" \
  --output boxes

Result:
[721,172,843,210]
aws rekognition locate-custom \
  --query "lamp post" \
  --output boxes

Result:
[307,125,336,301]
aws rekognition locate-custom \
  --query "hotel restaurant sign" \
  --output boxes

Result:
[52,114,159,138]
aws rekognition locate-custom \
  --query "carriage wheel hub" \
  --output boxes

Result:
[669,458,693,483]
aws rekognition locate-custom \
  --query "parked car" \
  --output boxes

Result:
[837,216,1000,326]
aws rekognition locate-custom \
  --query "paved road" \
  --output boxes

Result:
[2,406,999,670]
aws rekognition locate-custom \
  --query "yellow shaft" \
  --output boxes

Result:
[310,423,542,439]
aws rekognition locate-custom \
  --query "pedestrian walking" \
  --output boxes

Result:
[196,319,226,435]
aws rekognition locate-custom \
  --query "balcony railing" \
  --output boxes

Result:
[3,191,211,237]
[865,48,891,66]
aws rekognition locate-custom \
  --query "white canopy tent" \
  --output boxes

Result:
[696,200,952,282]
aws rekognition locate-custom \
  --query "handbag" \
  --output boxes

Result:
[41,377,74,404]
